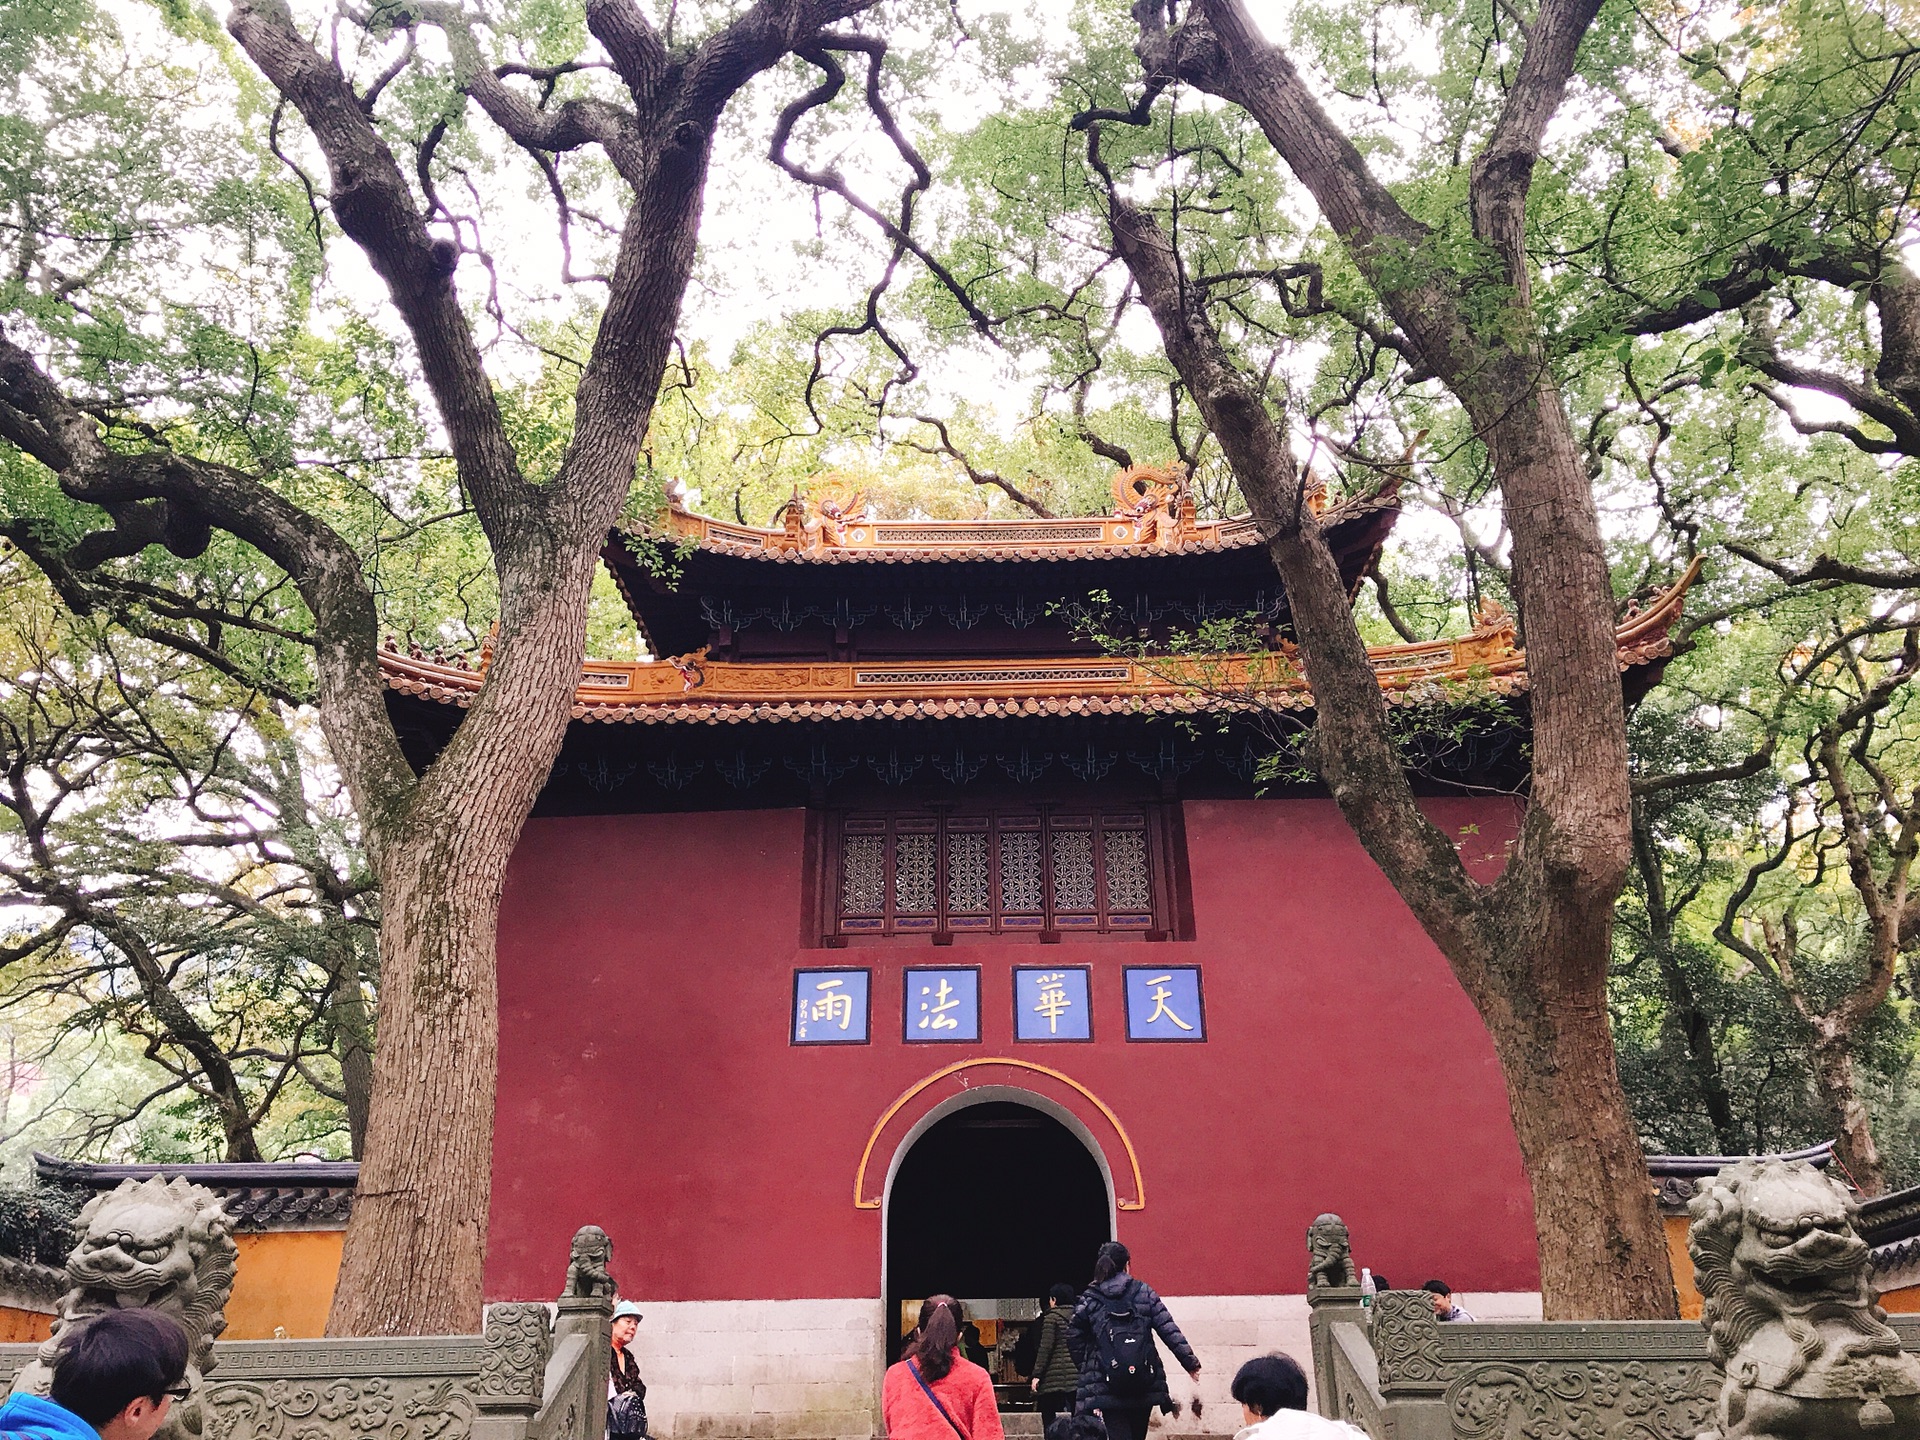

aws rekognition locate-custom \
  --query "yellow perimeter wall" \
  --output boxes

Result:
[0,1309,50,1343]
[0,1231,344,1344]
[226,1231,343,1338]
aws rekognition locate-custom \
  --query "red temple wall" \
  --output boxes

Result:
[487,797,1539,1303]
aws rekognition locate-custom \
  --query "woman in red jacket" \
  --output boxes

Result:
[882,1296,1006,1440]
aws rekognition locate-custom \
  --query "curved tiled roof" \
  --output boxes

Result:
[0,1254,63,1308]
[641,513,1275,564]
[382,559,1701,727]
[1647,1141,1836,1213]
[34,1153,357,1233]
[604,473,1405,655]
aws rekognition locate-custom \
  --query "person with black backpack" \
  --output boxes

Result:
[1066,1242,1200,1440]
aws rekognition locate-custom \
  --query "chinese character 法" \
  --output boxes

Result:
[917,978,962,1031]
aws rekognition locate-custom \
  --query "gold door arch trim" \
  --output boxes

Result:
[854,1057,1145,1210]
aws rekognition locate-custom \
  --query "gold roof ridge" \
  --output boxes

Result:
[623,465,1380,562]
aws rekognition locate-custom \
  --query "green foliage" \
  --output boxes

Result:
[0,1181,82,1266]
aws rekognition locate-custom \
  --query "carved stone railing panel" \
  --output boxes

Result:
[1444,1358,1718,1440]
[1322,1317,1920,1439]
[203,1338,490,1440]
[1327,1324,1387,1437]
[205,1374,480,1440]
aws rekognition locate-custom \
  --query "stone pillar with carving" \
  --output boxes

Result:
[1303,1213,1364,1417]
[474,1304,556,1440]
[1368,1292,1451,1440]
[557,1225,616,1440]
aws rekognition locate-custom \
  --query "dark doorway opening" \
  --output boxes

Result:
[885,1100,1111,1378]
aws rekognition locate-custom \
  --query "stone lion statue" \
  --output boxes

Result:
[1306,1213,1355,1290]
[564,1224,615,1299]
[10,1176,236,1440]
[1688,1158,1920,1438]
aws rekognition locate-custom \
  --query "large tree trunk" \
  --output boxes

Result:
[1467,389,1673,1317]
[1810,1030,1888,1196]
[1095,143,1675,1316]
[1485,872,1676,1315]
[328,535,602,1336]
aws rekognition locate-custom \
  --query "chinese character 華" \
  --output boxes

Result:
[1033,972,1074,1034]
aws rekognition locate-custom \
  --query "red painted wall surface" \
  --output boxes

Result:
[488,798,1539,1302]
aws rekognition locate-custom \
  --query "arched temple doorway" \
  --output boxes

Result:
[884,1099,1112,1389]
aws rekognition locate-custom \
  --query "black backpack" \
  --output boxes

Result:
[1090,1283,1159,1399]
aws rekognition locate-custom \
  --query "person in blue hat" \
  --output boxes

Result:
[607,1300,648,1438]
[0,1310,189,1440]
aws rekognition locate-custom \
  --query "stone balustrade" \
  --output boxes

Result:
[1305,1157,1920,1439]
[0,1221,614,1440]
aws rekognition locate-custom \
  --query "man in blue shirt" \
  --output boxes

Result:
[0,1310,189,1440]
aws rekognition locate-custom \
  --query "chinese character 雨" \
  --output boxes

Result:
[1033,972,1074,1034]
[1144,974,1194,1031]
[809,979,854,1031]
[917,978,962,1031]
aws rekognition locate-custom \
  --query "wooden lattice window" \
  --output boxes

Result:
[823,807,1182,941]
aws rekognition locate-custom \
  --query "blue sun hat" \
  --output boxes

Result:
[613,1301,644,1322]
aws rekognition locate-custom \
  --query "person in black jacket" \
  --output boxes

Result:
[1029,1283,1081,1432]
[1067,1242,1200,1440]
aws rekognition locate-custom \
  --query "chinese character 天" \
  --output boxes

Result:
[1145,975,1193,1031]
[1123,966,1204,1041]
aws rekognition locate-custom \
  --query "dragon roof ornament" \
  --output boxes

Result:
[631,464,1351,563]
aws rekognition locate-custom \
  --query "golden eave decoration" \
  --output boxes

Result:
[378,559,1702,727]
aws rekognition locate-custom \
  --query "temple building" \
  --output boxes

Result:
[365,467,1700,1438]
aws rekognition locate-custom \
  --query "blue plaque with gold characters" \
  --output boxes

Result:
[792,969,870,1045]
[903,967,980,1043]
[1123,966,1205,1041]
[1013,967,1093,1041]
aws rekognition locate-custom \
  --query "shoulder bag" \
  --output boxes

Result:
[907,1360,972,1440]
